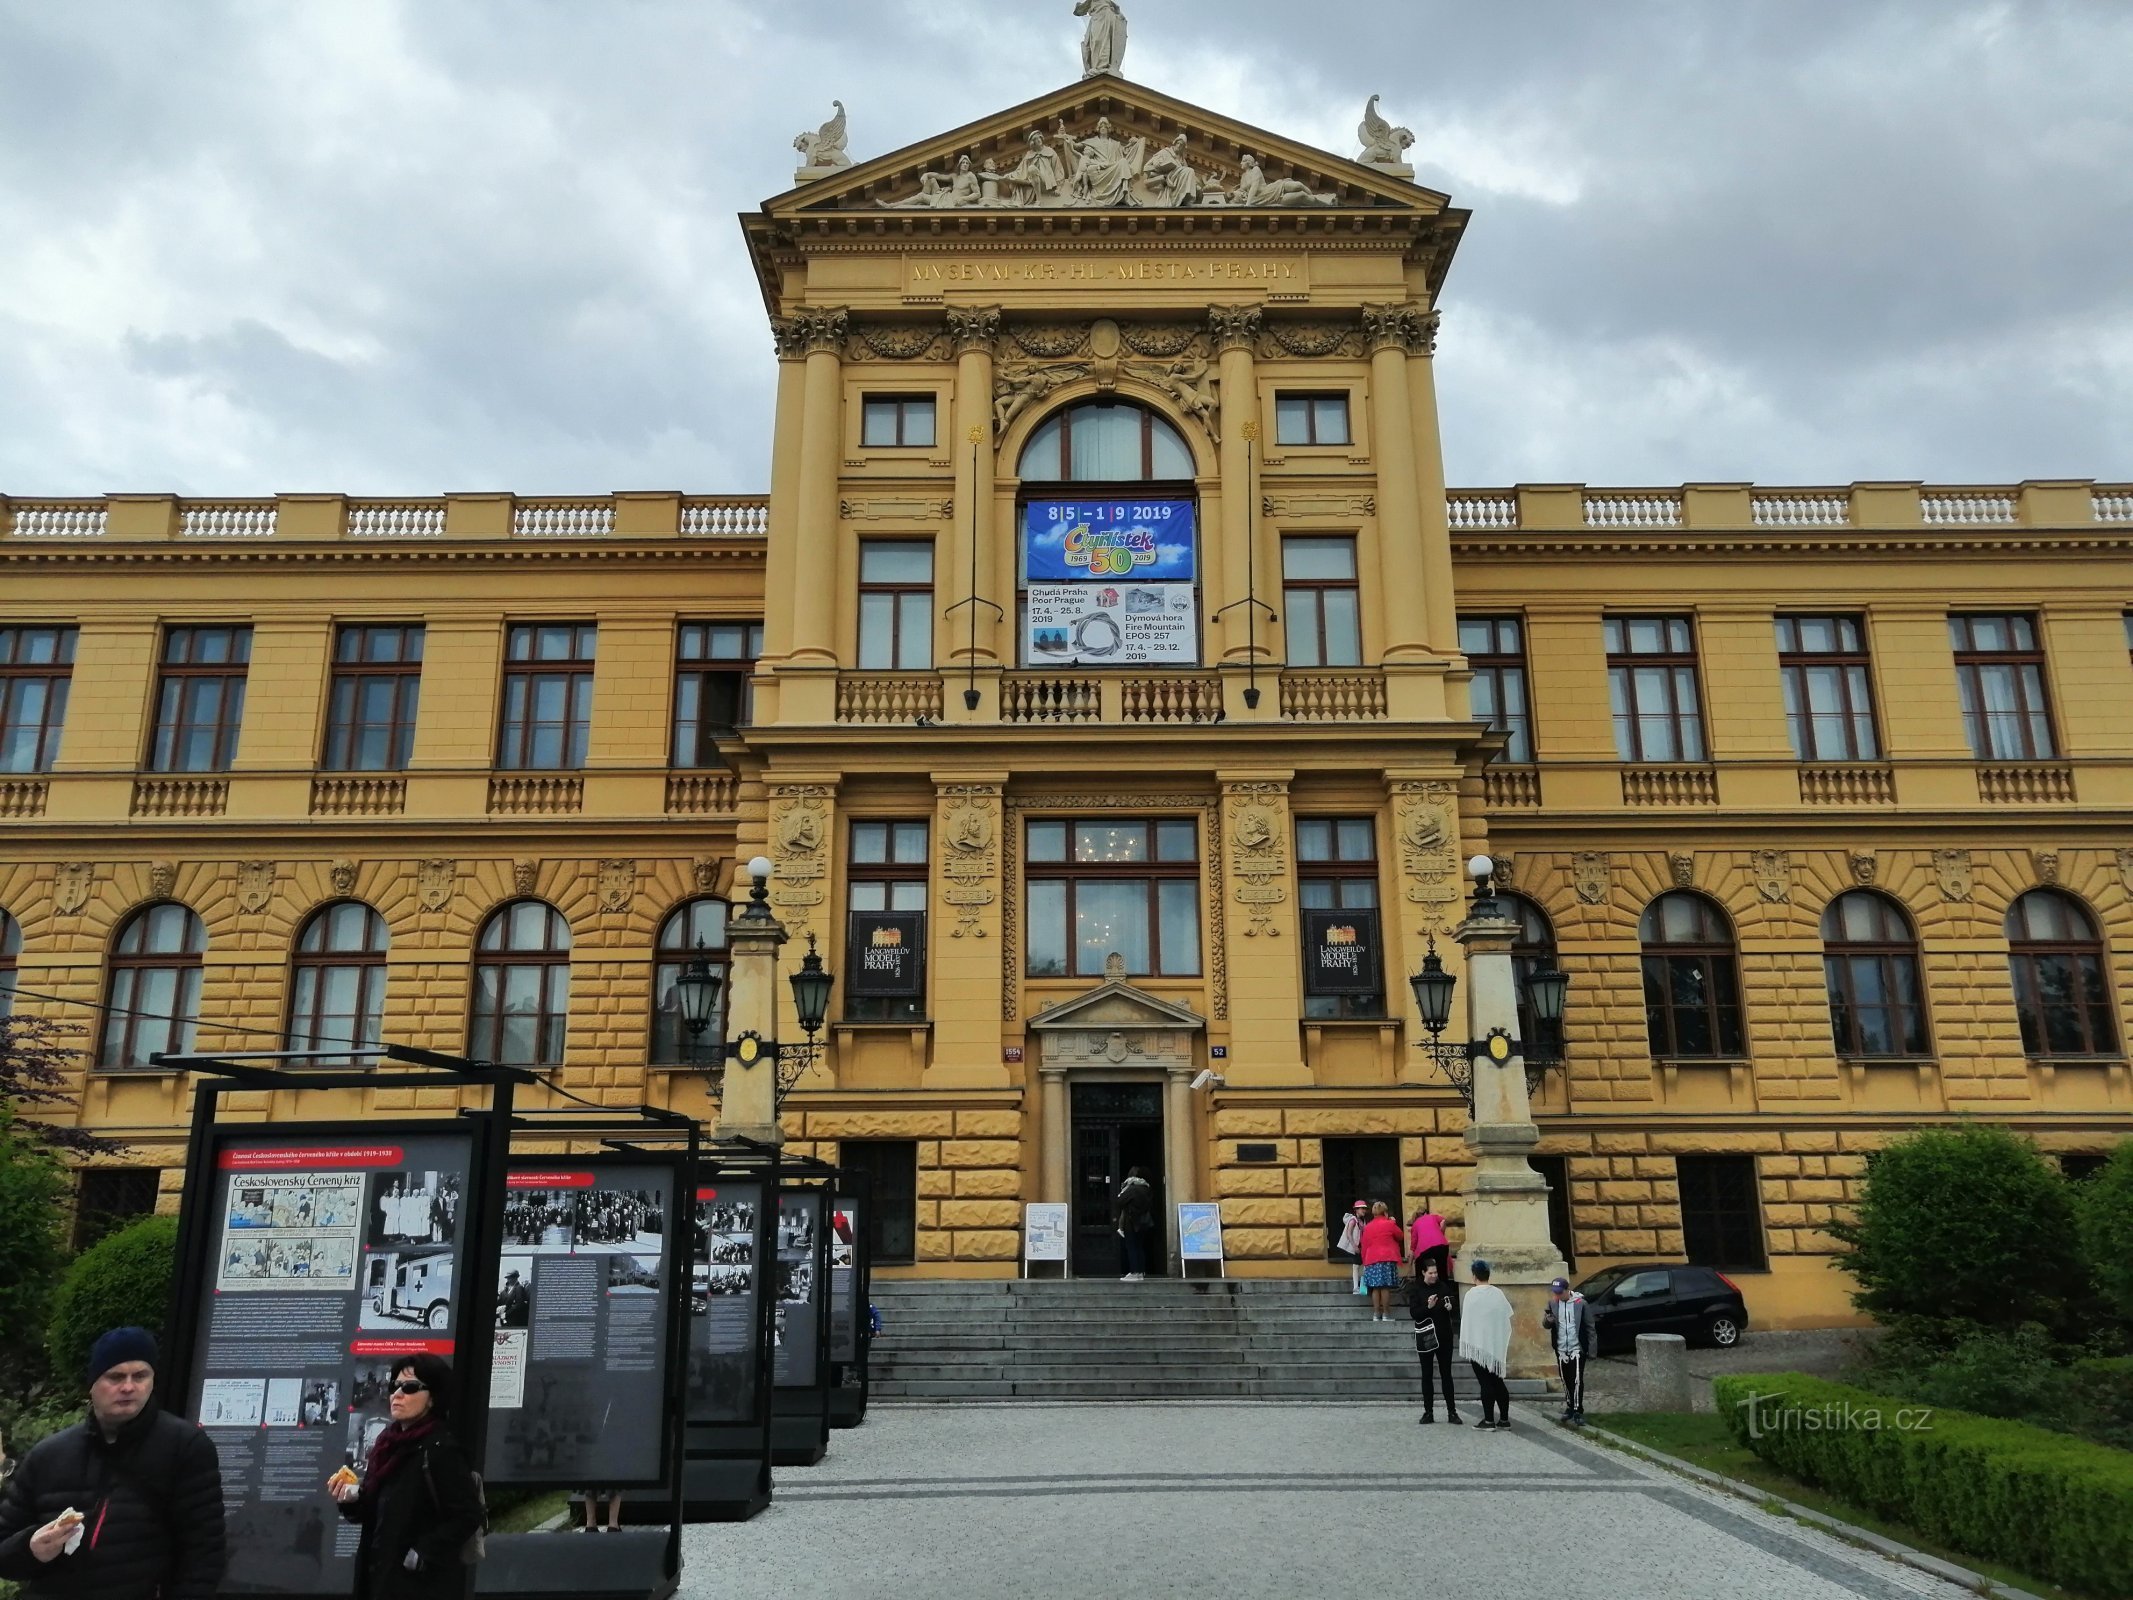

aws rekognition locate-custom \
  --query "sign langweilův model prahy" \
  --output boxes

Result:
[1302,907,1384,997]
[845,910,925,999]
[486,1161,676,1485]
[1022,497,1197,666]
[689,1181,765,1424]
[188,1130,473,1595]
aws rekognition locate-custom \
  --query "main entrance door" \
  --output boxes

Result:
[1070,1081,1165,1278]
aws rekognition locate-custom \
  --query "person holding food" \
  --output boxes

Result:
[0,1327,226,1599]
[329,1353,484,1599]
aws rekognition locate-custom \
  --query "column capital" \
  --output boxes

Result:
[947,304,1003,357]
[1363,303,1437,356]
[786,307,849,357]
[1207,305,1263,353]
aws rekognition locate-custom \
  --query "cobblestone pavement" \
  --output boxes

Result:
[678,1402,1972,1600]
[1582,1326,1880,1413]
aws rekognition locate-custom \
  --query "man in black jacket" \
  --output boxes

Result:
[0,1327,226,1599]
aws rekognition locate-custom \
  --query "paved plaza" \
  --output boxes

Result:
[678,1404,1976,1599]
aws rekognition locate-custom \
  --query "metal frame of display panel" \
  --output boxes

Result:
[769,1158,837,1467]
[827,1168,871,1430]
[674,1138,782,1522]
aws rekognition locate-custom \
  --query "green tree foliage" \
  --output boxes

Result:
[1826,1124,2084,1341]
[0,1108,69,1387]
[2077,1141,2133,1336]
[46,1215,178,1383]
[0,1013,120,1156]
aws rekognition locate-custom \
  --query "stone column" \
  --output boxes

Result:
[1402,311,1459,653]
[1164,1065,1195,1273]
[757,321,809,677]
[1364,305,1431,662]
[1210,307,1263,671]
[715,868,789,1147]
[788,308,849,670]
[947,308,1002,702]
[1454,885,1568,1379]
[1040,1068,1069,1205]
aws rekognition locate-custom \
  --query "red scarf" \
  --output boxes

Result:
[364,1415,439,1494]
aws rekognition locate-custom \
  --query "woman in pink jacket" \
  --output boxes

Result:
[1357,1201,1407,1322]
[1409,1203,1450,1285]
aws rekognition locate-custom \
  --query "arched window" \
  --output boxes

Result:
[289,903,389,1066]
[471,901,571,1067]
[2006,890,2118,1056]
[1018,401,1194,483]
[101,904,205,1069]
[0,907,19,1017]
[1507,895,1563,1058]
[1821,892,1929,1058]
[1640,892,1745,1059]
[651,899,729,1065]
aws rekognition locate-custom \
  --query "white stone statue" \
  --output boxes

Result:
[1358,94,1415,167]
[881,154,983,210]
[1141,133,1201,207]
[1058,116,1144,206]
[1076,0,1128,77]
[1215,154,1335,208]
[794,100,851,170]
[1002,127,1070,207]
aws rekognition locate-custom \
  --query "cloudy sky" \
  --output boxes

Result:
[2,0,2127,497]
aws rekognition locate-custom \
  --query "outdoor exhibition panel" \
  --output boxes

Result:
[826,1175,871,1430]
[769,1182,834,1466]
[676,1156,779,1521]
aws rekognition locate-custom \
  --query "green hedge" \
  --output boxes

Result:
[1714,1372,2133,1597]
[45,1215,177,1383]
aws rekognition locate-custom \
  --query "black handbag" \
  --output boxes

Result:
[1413,1319,1440,1356]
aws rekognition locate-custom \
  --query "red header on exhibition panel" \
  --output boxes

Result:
[696,1187,724,1201]
[219,1146,405,1172]
[350,1338,456,1359]
[507,1172,595,1190]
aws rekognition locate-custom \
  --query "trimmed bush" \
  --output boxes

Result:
[1714,1371,2133,1597]
[45,1214,177,1384]
[2079,1142,2133,1336]
[0,1110,69,1380]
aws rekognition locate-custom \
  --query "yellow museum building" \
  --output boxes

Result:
[2,73,2129,1329]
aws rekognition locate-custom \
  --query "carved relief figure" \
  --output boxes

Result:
[1669,853,1696,889]
[1358,94,1416,166]
[994,361,1084,434]
[1213,154,1335,209]
[777,805,824,856]
[1393,784,1459,911]
[1002,127,1070,207]
[417,860,456,913]
[794,100,851,169]
[1141,133,1200,207]
[149,863,176,901]
[2118,847,2133,897]
[1136,353,1218,443]
[330,859,359,895]
[881,155,983,210]
[1572,853,1611,906]
[769,787,833,934]
[941,787,1001,938]
[1848,850,1878,886]
[598,860,636,915]
[512,861,539,897]
[237,861,276,915]
[1059,117,1145,206]
[1933,848,1973,903]
[1076,0,1128,77]
[1750,850,1792,904]
[1227,788,1289,938]
[2031,849,2061,886]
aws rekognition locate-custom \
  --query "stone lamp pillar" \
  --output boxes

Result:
[1454,878,1567,1379]
[715,856,789,1148]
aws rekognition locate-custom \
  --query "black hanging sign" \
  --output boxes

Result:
[846,911,925,998]
[1302,908,1383,996]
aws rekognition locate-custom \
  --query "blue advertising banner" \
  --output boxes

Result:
[1022,498,1196,582]
[1023,498,1200,665]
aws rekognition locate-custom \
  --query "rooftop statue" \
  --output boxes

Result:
[795,100,851,173]
[1358,94,1415,168]
[1059,116,1145,206]
[1076,0,1128,78]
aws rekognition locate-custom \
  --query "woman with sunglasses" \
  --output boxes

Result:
[328,1354,483,1599]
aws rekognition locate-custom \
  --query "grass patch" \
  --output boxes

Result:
[488,1489,573,1534]
[1587,1412,2096,1600]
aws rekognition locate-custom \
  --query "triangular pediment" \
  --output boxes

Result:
[763,77,1453,219]
[1029,978,1205,1033]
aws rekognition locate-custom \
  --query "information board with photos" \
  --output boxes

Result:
[772,1190,825,1386]
[185,1128,473,1596]
[484,1159,677,1486]
[687,1180,766,1425]
[828,1199,862,1364]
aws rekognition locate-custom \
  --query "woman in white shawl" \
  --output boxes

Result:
[1456,1258,1515,1430]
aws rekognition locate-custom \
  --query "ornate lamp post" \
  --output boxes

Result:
[1408,867,1571,1105]
[676,941,725,1064]
[713,856,835,1143]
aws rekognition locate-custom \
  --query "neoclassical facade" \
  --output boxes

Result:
[2,75,2129,1326]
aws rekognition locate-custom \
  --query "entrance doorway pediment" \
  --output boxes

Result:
[1030,977,1204,1036]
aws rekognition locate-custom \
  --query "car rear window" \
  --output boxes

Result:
[1674,1267,1726,1294]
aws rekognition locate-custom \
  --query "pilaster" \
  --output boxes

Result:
[929,775,1011,1087]
[1216,773,1304,1084]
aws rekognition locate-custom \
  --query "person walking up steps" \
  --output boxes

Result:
[1113,1167,1154,1281]
[1544,1276,1596,1426]
[1408,1202,1450,1285]
[1407,1259,1462,1424]
[1357,1201,1406,1322]
[1335,1200,1368,1294]
[1457,1260,1514,1430]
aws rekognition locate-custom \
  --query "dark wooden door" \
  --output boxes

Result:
[1319,1136,1401,1257]
[1070,1082,1165,1277]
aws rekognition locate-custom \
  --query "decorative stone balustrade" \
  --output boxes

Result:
[1003,675,1100,723]
[1976,764,2077,805]
[488,775,584,815]
[1753,494,1849,527]
[310,776,407,816]
[2095,490,2133,523]
[1921,492,2016,525]
[836,673,944,725]
[0,779,49,818]
[131,778,229,818]
[1279,671,1387,721]
[1585,493,1682,529]
[1483,767,1541,808]
[1445,492,1516,529]
[7,501,106,537]
[513,500,614,538]
[180,502,277,538]
[1621,766,1719,807]
[666,772,741,815]
[347,501,446,538]
[1120,675,1222,724]
[1799,766,1896,806]
[682,498,771,537]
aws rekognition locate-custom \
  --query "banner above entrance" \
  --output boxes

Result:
[1023,497,1198,666]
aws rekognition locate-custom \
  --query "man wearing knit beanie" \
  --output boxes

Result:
[0,1326,226,1598]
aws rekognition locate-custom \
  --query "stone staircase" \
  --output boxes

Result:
[869,1278,1549,1402]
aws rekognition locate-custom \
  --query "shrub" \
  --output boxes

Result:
[1827,1124,2083,1342]
[1859,1323,2077,1425]
[45,1214,178,1383]
[2078,1142,2133,1338]
[0,1109,69,1382]
[2069,1357,2133,1452]
[1714,1372,2133,1597]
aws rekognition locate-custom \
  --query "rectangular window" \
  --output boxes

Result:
[838,1141,918,1265]
[1606,615,1705,763]
[1283,538,1361,668]
[1675,1155,1767,1272]
[322,624,423,772]
[1950,614,2055,760]
[498,623,596,770]
[150,625,252,773]
[1777,615,1879,761]
[1273,394,1351,447]
[673,622,764,766]
[857,544,933,671]
[861,396,937,449]
[1297,818,1382,1019]
[73,1168,161,1251]
[847,820,928,1021]
[0,625,77,774]
[1459,616,1533,763]
[1026,819,1201,979]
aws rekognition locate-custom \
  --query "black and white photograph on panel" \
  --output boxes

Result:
[688,1182,765,1424]
[495,1265,532,1327]
[364,1169,460,1250]
[773,1190,822,1385]
[358,1244,455,1331]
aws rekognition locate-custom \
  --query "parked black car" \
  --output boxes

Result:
[1573,1263,1748,1353]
